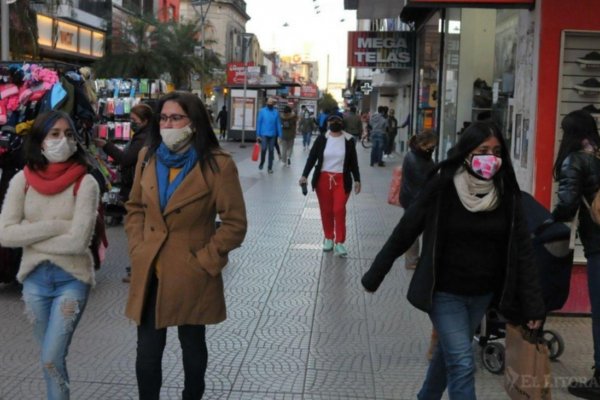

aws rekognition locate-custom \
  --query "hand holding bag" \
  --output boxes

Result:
[251,142,260,162]
[504,323,552,400]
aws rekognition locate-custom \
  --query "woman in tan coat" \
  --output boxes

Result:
[125,92,247,400]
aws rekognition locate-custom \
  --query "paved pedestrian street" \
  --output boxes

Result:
[0,138,596,399]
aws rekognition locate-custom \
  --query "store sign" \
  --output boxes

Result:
[347,31,414,69]
[37,14,104,58]
[226,62,259,85]
[407,0,534,7]
[300,84,318,98]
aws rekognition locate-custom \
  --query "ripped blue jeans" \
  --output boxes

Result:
[22,261,90,400]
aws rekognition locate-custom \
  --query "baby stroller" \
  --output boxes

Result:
[478,191,573,374]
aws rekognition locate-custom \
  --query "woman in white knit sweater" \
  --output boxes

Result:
[0,111,99,400]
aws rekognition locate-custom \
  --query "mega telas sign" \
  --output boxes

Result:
[347,31,414,69]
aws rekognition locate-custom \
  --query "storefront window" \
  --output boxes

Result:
[416,12,441,139]
[439,8,461,158]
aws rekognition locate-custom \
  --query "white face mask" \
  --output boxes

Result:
[42,137,77,163]
[160,125,194,152]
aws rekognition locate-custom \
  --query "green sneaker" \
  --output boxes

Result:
[334,243,348,257]
[322,239,334,252]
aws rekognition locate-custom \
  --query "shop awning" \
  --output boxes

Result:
[405,0,534,8]
[344,0,407,19]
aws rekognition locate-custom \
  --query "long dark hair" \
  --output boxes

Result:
[553,110,600,180]
[146,92,221,172]
[24,111,91,171]
[432,121,519,196]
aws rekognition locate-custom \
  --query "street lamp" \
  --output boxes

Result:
[191,0,212,97]
[1,0,16,60]
[240,33,252,148]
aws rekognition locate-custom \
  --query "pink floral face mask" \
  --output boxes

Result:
[469,154,502,180]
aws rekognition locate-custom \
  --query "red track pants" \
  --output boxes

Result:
[315,172,350,243]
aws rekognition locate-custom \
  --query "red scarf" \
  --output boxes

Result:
[24,162,87,195]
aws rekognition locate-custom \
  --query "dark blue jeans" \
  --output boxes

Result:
[370,132,385,165]
[587,253,600,369]
[302,131,312,148]
[417,291,493,400]
[259,136,276,170]
[136,275,207,400]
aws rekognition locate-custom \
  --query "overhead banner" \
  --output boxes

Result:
[347,31,414,69]
[406,0,534,7]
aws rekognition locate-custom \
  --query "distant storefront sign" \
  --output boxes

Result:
[300,84,319,98]
[37,14,104,58]
[406,0,534,7]
[226,62,259,85]
[347,31,414,69]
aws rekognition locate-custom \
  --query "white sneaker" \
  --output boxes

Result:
[383,154,388,159]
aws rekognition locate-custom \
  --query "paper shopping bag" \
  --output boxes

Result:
[251,142,260,162]
[504,323,552,400]
[387,166,403,206]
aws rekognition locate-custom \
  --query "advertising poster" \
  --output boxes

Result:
[513,113,522,159]
[231,89,258,131]
[521,118,529,168]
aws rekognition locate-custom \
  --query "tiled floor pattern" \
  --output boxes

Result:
[0,138,594,399]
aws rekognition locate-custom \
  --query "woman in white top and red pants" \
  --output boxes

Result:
[300,114,361,257]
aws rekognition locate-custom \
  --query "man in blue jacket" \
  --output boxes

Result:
[257,97,282,173]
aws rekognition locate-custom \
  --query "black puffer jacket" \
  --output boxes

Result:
[399,146,435,208]
[102,124,150,201]
[362,174,546,324]
[552,150,600,257]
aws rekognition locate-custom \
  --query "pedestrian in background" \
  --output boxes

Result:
[299,114,361,257]
[280,105,297,166]
[299,106,316,150]
[343,106,363,144]
[124,92,247,400]
[548,110,600,399]
[369,106,388,167]
[257,97,282,173]
[94,103,154,283]
[215,105,228,140]
[0,111,100,400]
[362,121,544,400]
[400,130,438,270]
[384,108,399,159]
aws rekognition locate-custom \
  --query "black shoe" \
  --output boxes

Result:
[568,369,600,399]
[583,104,600,114]
[287,158,291,166]
[370,163,374,167]
[378,162,385,167]
[259,163,264,170]
[575,78,600,93]
[268,169,273,174]
[578,51,600,65]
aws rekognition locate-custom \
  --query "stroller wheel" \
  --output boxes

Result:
[542,330,565,360]
[481,342,505,374]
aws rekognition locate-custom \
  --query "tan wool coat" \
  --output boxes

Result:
[125,147,247,328]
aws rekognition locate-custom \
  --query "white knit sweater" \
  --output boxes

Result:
[0,171,100,285]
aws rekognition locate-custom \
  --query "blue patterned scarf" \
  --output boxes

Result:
[155,143,198,211]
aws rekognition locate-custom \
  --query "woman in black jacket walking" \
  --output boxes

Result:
[400,130,438,270]
[362,121,544,400]
[94,103,153,282]
[550,110,600,399]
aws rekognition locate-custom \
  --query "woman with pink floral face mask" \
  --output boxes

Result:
[362,121,545,400]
